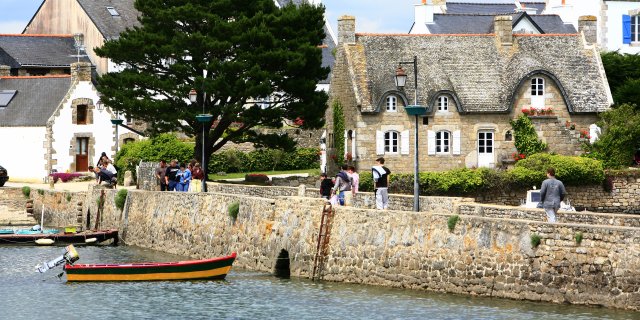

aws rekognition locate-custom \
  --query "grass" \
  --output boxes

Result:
[228,201,240,222]
[531,234,542,248]
[209,168,320,181]
[574,232,583,245]
[447,215,460,232]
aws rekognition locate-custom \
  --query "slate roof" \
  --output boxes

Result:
[446,1,546,15]
[425,13,576,34]
[0,35,92,68]
[0,76,71,126]
[76,0,140,40]
[341,34,610,114]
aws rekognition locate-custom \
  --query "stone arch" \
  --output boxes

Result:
[274,249,290,278]
[427,90,464,113]
[375,90,410,113]
[118,132,139,148]
[509,70,574,113]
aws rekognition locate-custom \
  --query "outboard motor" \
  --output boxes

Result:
[36,245,80,274]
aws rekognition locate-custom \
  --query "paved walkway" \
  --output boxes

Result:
[3,181,136,192]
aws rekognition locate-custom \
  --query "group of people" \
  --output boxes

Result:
[155,159,204,192]
[89,152,118,187]
[320,157,391,210]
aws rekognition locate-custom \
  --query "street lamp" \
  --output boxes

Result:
[395,56,427,212]
[110,117,124,154]
[191,89,213,193]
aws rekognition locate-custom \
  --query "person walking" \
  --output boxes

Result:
[155,160,167,191]
[165,159,180,191]
[319,173,333,200]
[177,163,191,192]
[348,165,359,198]
[539,167,567,223]
[372,157,391,210]
[190,163,204,192]
[331,165,352,206]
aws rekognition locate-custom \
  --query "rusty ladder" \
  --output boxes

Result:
[311,203,334,281]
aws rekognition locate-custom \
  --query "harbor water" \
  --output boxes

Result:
[0,246,637,320]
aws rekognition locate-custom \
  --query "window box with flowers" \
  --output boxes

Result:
[521,107,555,117]
[579,129,591,140]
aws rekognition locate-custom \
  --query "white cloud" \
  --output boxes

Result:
[0,21,27,34]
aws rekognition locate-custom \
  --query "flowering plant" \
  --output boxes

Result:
[345,152,353,162]
[49,172,83,183]
[521,107,532,115]
[512,152,526,161]
[579,130,590,140]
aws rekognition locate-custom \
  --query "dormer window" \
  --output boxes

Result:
[0,90,17,108]
[531,77,545,109]
[437,95,448,112]
[107,7,120,16]
[386,96,397,112]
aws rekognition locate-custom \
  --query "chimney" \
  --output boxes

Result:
[338,15,355,45]
[494,16,513,46]
[546,0,574,27]
[410,1,434,34]
[578,15,597,45]
[0,65,10,77]
[71,62,92,82]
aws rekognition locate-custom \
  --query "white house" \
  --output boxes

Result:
[0,62,139,182]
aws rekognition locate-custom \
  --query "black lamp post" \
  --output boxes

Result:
[110,117,124,154]
[191,89,213,192]
[395,56,426,212]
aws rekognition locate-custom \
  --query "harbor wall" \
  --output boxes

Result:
[78,187,640,311]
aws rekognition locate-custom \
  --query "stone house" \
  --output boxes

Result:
[0,63,140,182]
[0,34,92,76]
[327,15,612,174]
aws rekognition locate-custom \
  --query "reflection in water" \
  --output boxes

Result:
[0,246,637,320]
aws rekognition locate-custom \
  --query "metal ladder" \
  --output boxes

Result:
[311,203,334,281]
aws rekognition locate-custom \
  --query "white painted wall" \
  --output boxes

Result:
[0,127,47,182]
[604,1,640,54]
[50,81,135,174]
[513,18,542,34]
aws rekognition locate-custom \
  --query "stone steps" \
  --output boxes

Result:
[0,199,37,226]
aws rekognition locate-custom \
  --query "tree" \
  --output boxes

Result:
[95,0,329,173]
[601,51,640,107]
[584,104,640,168]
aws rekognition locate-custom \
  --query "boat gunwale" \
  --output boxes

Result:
[65,252,237,270]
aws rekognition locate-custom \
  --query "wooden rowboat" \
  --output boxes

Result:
[64,252,237,282]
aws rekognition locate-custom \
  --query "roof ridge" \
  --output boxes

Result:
[0,34,74,38]
[356,33,494,37]
[0,75,72,79]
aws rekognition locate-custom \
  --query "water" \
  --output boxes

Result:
[0,246,637,320]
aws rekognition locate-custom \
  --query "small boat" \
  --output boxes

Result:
[64,252,237,282]
[0,229,118,245]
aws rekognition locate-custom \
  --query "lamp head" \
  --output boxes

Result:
[395,66,407,89]
[188,89,197,103]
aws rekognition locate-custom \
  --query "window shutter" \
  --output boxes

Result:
[623,15,632,44]
[376,130,384,155]
[344,130,348,157]
[427,130,436,155]
[452,130,461,155]
[400,130,410,155]
[351,131,357,156]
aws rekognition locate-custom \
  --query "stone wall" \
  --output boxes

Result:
[17,187,640,310]
[29,189,85,228]
[137,161,159,191]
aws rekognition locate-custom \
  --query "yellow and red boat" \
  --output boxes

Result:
[63,252,237,282]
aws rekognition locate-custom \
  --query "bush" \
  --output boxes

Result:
[574,232,583,245]
[22,186,31,198]
[228,201,239,221]
[245,173,269,184]
[447,215,460,232]
[208,148,320,174]
[531,234,542,248]
[50,172,83,183]
[114,133,194,184]
[583,104,640,169]
[510,114,548,156]
[515,153,604,185]
[37,189,44,196]
[115,189,128,211]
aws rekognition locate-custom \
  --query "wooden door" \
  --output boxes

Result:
[75,137,89,172]
[477,131,494,168]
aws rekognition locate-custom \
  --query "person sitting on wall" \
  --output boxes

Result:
[93,166,116,188]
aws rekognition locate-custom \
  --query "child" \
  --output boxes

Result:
[319,173,334,200]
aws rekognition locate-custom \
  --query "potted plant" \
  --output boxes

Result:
[521,107,532,116]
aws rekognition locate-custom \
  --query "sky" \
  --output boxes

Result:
[0,0,419,34]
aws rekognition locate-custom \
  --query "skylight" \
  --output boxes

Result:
[106,7,120,16]
[0,90,17,108]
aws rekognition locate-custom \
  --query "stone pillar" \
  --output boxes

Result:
[338,15,356,45]
[579,15,597,45]
[71,62,92,82]
[0,65,10,77]
[494,16,513,47]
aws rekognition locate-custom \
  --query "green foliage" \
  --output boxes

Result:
[531,234,541,248]
[245,174,269,184]
[115,133,194,184]
[601,51,640,106]
[447,215,460,232]
[21,186,31,198]
[208,148,319,174]
[574,232,583,245]
[515,153,604,185]
[96,0,329,159]
[37,189,44,196]
[228,201,240,221]
[584,104,640,168]
[510,115,547,156]
[66,194,72,202]
[115,189,128,211]
[332,101,345,165]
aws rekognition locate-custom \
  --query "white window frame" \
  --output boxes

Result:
[437,95,449,112]
[384,131,399,154]
[435,130,451,154]
[531,78,544,97]
[633,15,639,42]
[106,7,120,16]
[386,95,397,112]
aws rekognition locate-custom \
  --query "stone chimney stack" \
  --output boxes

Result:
[338,15,356,45]
[416,0,434,25]
[494,16,513,46]
[71,62,92,82]
[0,65,10,77]
[578,15,597,45]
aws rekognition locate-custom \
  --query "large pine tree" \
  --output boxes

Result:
[96,0,329,167]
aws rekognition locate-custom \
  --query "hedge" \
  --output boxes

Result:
[208,148,319,174]
[358,154,604,195]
